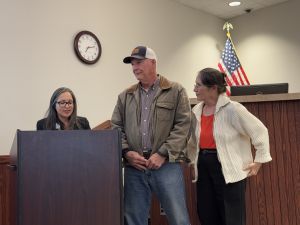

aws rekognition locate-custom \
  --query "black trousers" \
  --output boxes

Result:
[196,150,246,225]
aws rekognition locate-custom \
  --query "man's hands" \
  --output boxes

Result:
[125,151,148,170]
[124,151,166,171]
[146,153,166,170]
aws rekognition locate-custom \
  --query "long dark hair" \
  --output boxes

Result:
[45,87,78,129]
[197,68,227,94]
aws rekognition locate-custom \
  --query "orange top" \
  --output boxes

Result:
[199,114,216,149]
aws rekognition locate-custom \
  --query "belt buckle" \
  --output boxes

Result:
[201,149,217,155]
[202,150,208,155]
[143,150,151,159]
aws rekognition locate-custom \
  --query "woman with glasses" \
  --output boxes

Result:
[37,87,90,130]
[187,68,272,225]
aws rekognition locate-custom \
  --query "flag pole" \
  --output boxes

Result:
[223,22,241,69]
[223,21,233,37]
[223,22,236,49]
[222,22,250,85]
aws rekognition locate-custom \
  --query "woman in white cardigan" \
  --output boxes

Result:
[187,68,272,225]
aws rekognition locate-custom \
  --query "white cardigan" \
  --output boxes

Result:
[187,94,272,184]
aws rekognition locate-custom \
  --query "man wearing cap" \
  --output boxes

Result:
[111,46,191,225]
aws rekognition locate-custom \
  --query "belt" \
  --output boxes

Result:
[143,150,152,159]
[200,149,217,155]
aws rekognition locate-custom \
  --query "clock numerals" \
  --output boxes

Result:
[74,31,102,64]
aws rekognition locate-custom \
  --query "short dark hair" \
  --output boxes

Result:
[197,68,227,94]
[45,87,78,129]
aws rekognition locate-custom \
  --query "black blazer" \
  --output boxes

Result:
[36,116,91,130]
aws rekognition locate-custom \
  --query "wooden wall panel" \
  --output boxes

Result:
[0,156,11,225]
[151,97,300,225]
[294,101,300,224]
[243,100,300,225]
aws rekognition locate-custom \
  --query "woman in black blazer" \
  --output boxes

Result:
[37,87,90,130]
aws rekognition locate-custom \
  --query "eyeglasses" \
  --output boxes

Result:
[56,101,73,107]
[194,83,203,89]
[194,83,212,89]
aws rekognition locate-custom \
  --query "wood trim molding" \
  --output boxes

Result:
[92,120,112,130]
[190,92,300,105]
[0,155,10,164]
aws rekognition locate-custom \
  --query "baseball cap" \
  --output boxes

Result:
[123,46,157,64]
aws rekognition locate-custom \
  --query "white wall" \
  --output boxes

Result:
[0,0,224,154]
[1,0,299,154]
[230,0,300,92]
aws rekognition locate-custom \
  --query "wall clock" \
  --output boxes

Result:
[74,30,101,64]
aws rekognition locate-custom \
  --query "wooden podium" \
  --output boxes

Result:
[9,130,123,225]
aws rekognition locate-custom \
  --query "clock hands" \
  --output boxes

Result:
[85,45,95,52]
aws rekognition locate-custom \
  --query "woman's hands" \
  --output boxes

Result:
[244,162,262,177]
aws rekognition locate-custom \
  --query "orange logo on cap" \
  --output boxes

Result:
[132,48,140,54]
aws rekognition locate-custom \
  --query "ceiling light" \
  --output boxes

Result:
[229,1,241,7]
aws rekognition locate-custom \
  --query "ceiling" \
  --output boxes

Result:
[170,0,289,19]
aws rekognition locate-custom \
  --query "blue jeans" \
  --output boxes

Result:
[124,163,191,225]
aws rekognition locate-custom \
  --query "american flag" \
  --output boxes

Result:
[218,37,250,95]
